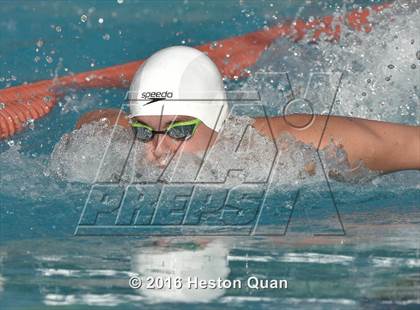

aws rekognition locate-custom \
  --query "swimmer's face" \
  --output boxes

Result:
[134,115,217,166]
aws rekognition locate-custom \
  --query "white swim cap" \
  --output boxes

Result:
[128,46,228,132]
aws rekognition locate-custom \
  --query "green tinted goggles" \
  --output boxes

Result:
[130,118,201,142]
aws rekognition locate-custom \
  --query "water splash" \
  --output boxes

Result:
[48,116,377,187]
[241,3,419,124]
[49,120,134,183]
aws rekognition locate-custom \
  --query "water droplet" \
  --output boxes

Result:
[81,14,88,23]
[98,18,104,24]
[361,92,367,96]
[411,39,415,44]
[7,140,15,147]
[385,76,391,81]
[102,33,110,40]
[55,25,62,32]
[43,96,51,104]
[416,50,420,60]
[0,102,5,109]
[411,64,416,69]
[387,64,394,69]
[24,118,35,130]
[117,0,124,3]
[36,39,44,48]
[366,79,371,83]
[209,41,218,50]
[45,56,53,64]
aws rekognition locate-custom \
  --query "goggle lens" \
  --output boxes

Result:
[167,124,196,140]
[136,126,154,142]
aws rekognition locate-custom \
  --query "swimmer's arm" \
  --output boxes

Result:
[253,114,420,173]
[75,109,130,129]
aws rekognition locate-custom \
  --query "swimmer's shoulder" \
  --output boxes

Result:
[75,109,130,130]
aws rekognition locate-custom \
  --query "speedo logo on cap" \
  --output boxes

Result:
[141,91,173,100]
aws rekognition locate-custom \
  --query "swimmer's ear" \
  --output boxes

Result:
[75,109,130,130]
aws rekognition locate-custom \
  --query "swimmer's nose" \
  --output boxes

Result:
[146,135,177,166]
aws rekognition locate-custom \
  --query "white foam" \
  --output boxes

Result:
[38,268,80,277]
[279,252,355,265]
[371,256,420,268]
[244,3,420,125]
[43,293,143,306]
[221,296,357,305]
[228,255,273,263]
[49,120,134,183]
[48,116,377,187]
[37,267,133,278]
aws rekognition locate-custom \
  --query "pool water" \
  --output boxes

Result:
[1,0,419,309]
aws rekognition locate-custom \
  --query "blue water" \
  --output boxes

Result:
[1,0,419,309]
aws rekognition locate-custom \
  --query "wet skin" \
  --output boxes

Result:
[75,109,420,173]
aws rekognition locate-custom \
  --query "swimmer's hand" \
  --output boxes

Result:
[75,109,130,130]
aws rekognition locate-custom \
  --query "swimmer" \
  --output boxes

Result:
[76,46,420,174]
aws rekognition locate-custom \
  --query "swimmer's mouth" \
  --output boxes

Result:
[143,98,165,106]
